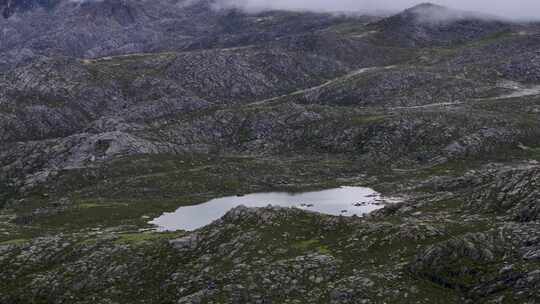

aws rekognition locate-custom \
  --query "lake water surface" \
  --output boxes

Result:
[150,186,397,231]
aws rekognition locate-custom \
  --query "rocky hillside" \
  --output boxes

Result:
[0,0,366,69]
[1,1,540,303]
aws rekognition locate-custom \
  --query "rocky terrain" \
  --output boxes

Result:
[1,1,540,303]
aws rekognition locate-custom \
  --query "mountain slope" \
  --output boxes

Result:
[0,0,364,69]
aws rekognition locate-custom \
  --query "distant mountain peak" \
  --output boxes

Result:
[400,3,471,24]
[371,2,511,47]
[407,2,447,11]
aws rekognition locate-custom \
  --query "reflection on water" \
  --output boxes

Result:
[150,186,397,231]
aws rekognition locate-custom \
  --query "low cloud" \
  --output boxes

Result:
[214,0,540,20]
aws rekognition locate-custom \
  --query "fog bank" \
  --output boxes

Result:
[214,0,540,20]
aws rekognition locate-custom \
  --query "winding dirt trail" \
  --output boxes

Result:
[251,65,396,105]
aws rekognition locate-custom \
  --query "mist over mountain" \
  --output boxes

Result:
[2,0,540,20]
[216,0,540,19]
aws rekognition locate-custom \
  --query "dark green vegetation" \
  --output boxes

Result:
[1,1,540,303]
